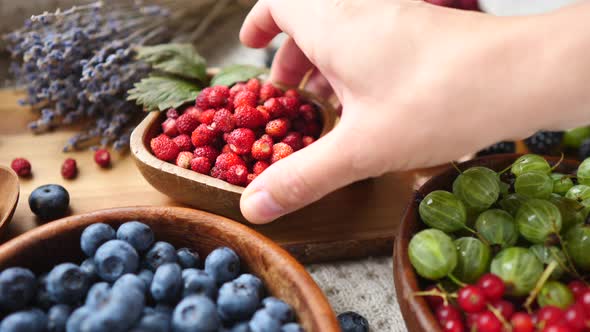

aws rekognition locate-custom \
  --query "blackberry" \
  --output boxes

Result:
[476,141,516,157]
[579,138,590,161]
[524,131,564,155]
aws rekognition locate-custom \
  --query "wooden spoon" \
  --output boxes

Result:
[0,165,19,231]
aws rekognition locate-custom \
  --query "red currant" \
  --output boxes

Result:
[542,324,571,332]
[537,306,565,327]
[477,274,505,301]
[564,304,586,332]
[458,286,487,313]
[442,319,465,332]
[568,281,587,300]
[490,299,514,320]
[424,285,444,309]
[511,312,534,332]
[476,311,501,332]
[436,305,462,325]
[466,312,481,330]
[580,290,590,315]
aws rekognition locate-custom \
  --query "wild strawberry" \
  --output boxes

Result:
[211,108,235,133]
[166,108,179,119]
[266,118,290,138]
[284,89,299,99]
[183,106,202,121]
[251,138,273,160]
[299,104,318,122]
[196,87,212,109]
[271,143,293,163]
[263,98,284,118]
[253,161,270,175]
[176,151,193,169]
[278,96,300,118]
[233,90,258,109]
[227,128,256,155]
[210,166,225,180]
[246,78,261,95]
[234,105,265,129]
[247,173,257,185]
[150,135,180,162]
[176,113,199,135]
[259,134,274,144]
[61,158,77,179]
[282,132,303,151]
[173,134,193,151]
[215,152,246,170]
[190,156,211,174]
[221,144,232,153]
[305,122,322,137]
[226,164,248,186]
[191,124,217,147]
[161,118,179,137]
[10,158,31,177]
[94,149,112,168]
[208,86,230,108]
[302,136,315,147]
[260,83,282,102]
[229,83,247,105]
[193,146,219,164]
[257,106,271,123]
[199,109,216,125]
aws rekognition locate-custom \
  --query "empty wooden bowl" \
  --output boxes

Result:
[0,206,339,331]
[393,154,580,332]
[0,165,19,232]
[130,89,338,222]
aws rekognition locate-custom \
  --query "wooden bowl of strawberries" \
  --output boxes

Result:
[130,77,338,221]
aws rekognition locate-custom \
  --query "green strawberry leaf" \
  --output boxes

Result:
[127,75,200,111]
[136,43,207,82]
[210,64,269,87]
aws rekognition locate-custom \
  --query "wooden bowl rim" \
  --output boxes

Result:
[0,165,19,230]
[393,153,581,332]
[0,206,339,331]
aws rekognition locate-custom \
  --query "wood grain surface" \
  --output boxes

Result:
[0,89,438,263]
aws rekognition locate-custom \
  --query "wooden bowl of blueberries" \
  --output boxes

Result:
[0,206,339,331]
[130,77,338,222]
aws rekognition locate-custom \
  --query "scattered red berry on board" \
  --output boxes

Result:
[271,143,294,164]
[61,158,77,179]
[457,285,487,313]
[11,157,31,177]
[150,135,180,162]
[477,273,505,301]
[94,149,111,168]
[511,312,534,332]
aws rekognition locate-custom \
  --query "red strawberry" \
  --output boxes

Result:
[271,143,293,163]
[190,156,211,174]
[302,136,315,147]
[191,124,217,147]
[176,151,193,169]
[199,109,216,125]
[259,134,274,144]
[299,104,318,122]
[251,138,273,160]
[284,89,299,99]
[266,118,290,138]
[221,144,232,153]
[260,83,282,102]
[246,78,261,95]
[183,106,202,121]
[61,158,77,179]
[161,118,179,137]
[196,87,212,109]
[282,132,303,151]
[215,152,246,170]
[173,134,193,151]
[257,106,271,123]
[208,86,230,108]
[210,166,225,180]
[229,83,247,105]
[278,96,300,118]
[151,134,180,162]
[193,146,219,164]
[11,158,31,177]
[263,98,284,118]
[253,161,270,175]
[226,164,248,186]
[233,90,258,109]
[234,105,265,129]
[247,173,257,185]
[94,149,112,168]
[166,108,179,119]
[227,128,256,155]
[211,108,235,133]
[176,113,199,135]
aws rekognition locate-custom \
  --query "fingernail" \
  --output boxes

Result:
[242,190,284,223]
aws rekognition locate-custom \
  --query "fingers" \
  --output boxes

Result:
[240,1,281,48]
[240,124,363,224]
[270,37,314,87]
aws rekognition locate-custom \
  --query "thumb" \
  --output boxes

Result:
[240,125,362,224]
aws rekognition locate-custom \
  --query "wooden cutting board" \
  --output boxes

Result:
[0,89,441,263]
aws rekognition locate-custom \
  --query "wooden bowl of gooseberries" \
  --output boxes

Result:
[394,153,590,332]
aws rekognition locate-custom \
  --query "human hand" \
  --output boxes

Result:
[239,0,590,223]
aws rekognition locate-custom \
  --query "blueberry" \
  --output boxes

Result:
[114,273,147,293]
[28,184,70,221]
[337,311,369,332]
[35,273,53,310]
[0,309,48,332]
[85,282,110,309]
[229,322,251,332]
[47,263,90,304]
[48,304,72,332]
[116,221,154,252]
[176,248,200,269]
[0,267,36,311]
[154,303,174,315]
[249,309,281,332]
[80,223,115,257]
[262,297,294,323]
[94,239,139,282]
[151,263,182,303]
[182,268,217,299]
[130,312,171,332]
[138,269,154,289]
[218,280,260,322]
[143,241,177,271]
[234,273,264,297]
[204,247,240,284]
[172,295,220,332]
[80,258,98,282]
[66,306,92,332]
[281,323,304,332]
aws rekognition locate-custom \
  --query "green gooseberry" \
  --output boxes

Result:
[565,224,590,271]
[511,154,551,177]
[563,126,590,148]
[498,193,529,217]
[490,247,544,297]
[409,229,458,280]
[537,281,574,309]
[452,167,500,212]
[418,190,467,233]
[578,158,590,186]
[453,237,491,284]
[565,185,590,202]
[551,173,574,196]
[548,194,585,232]
[475,209,518,250]
[516,198,562,245]
[529,244,567,280]
[514,171,553,199]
